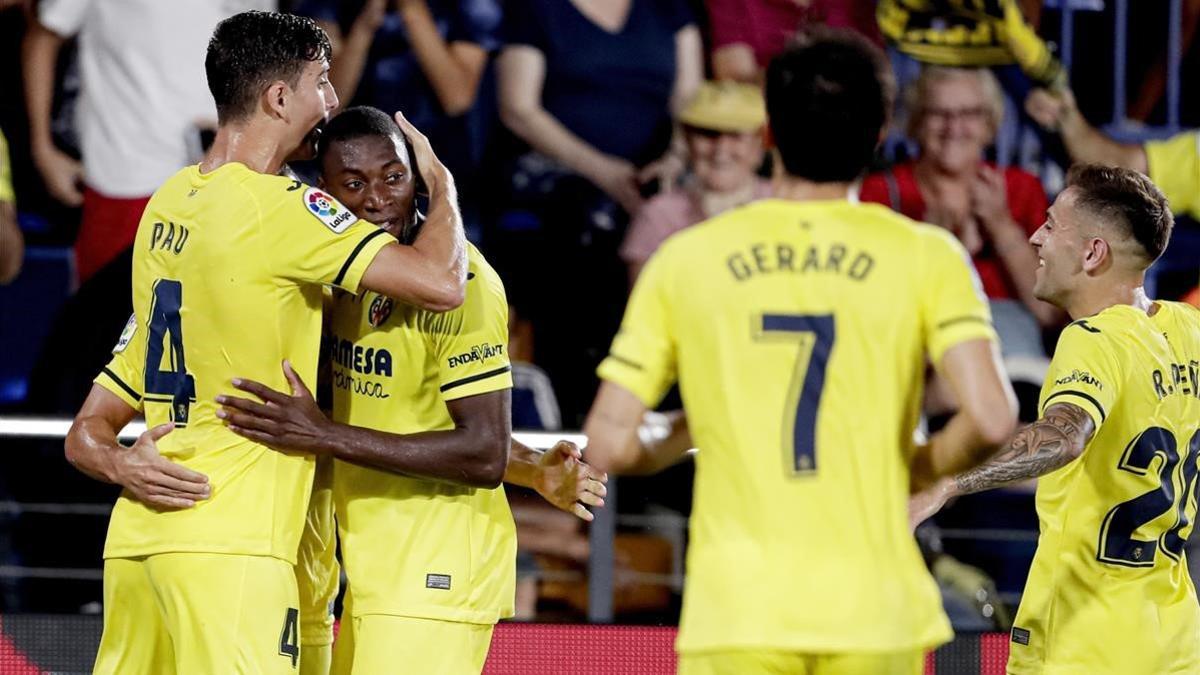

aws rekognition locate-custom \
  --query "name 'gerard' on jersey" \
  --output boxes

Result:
[726,240,875,283]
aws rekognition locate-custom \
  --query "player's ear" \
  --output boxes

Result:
[264,80,290,121]
[1081,236,1110,274]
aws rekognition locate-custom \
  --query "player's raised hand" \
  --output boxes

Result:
[114,422,211,510]
[393,109,447,192]
[908,478,956,532]
[216,360,334,455]
[533,440,609,521]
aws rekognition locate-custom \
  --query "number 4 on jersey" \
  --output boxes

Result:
[757,313,835,474]
[143,279,196,425]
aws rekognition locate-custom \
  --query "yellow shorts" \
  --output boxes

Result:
[331,608,495,675]
[678,648,924,675]
[93,552,301,675]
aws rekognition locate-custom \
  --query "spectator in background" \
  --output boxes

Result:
[492,0,702,424]
[621,81,770,284]
[0,129,21,285]
[708,0,881,84]
[294,0,500,201]
[861,67,1060,358]
[21,0,273,284]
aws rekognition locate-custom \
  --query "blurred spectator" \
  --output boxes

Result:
[491,0,703,424]
[21,0,272,283]
[877,0,1064,92]
[707,0,881,84]
[1027,86,1200,221]
[861,67,1059,358]
[621,81,770,284]
[0,128,21,285]
[294,0,500,194]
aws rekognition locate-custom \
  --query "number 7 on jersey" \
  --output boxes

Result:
[756,313,836,474]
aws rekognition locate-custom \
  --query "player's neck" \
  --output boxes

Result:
[772,174,854,202]
[201,122,292,176]
[1067,278,1153,320]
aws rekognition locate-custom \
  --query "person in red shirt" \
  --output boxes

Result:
[861,66,1061,357]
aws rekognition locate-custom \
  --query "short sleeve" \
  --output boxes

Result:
[427,257,513,400]
[95,314,146,411]
[501,0,546,49]
[38,0,93,37]
[1145,132,1200,220]
[1038,322,1120,430]
[596,246,678,407]
[447,0,503,52]
[0,131,13,205]
[919,227,998,365]
[261,183,395,293]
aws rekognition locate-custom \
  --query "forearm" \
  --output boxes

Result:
[22,22,62,153]
[951,404,1091,496]
[503,438,541,489]
[401,3,479,116]
[65,416,123,484]
[1059,108,1148,172]
[502,104,615,181]
[407,163,467,298]
[329,26,372,106]
[913,408,1003,489]
[319,422,505,488]
[0,202,22,285]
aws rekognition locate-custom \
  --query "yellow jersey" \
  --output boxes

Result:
[598,198,996,654]
[877,0,1063,86]
[1008,302,1200,674]
[1145,131,1200,221]
[329,243,516,625]
[95,163,393,562]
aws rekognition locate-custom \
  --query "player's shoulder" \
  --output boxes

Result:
[457,243,507,311]
[249,173,360,234]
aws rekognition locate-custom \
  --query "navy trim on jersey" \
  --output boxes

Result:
[440,365,512,393]
[101,367,142,402]
[1043,389,1106,423]
[333,229,389,288]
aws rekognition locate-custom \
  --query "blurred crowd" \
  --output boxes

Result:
[1,0,1200,621]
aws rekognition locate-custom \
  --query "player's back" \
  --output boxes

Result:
[97,164,391,562]
[1009,302,1200,674]
[607,198,993,654]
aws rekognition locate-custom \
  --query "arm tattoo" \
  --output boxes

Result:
[953,403,1096,496]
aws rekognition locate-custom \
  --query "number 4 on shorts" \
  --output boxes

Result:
[279,607,299,668]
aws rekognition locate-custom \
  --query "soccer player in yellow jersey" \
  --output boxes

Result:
[63,11,471,674]
[215,106,608,675]
[583,28,1018,675]
[910,165,1200,674]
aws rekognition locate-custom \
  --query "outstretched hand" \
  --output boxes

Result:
[216,360,332,455]
[112,422,211,510]
[533,440,609,521]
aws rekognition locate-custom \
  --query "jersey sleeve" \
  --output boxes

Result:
[94,313,146,411]
[426,259,513,401]
[1037,322,1120,430]
[1145,131,1200,220]
[919,227,998,365]
[596,247,678,407]
[260,183,395,293]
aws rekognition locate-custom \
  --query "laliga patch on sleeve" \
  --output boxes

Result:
[302,187,358,234]
[113,314,137,353]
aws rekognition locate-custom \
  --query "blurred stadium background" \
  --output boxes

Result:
[2,0,1200,672]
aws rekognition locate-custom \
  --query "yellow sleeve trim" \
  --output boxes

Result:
[96,368,142,410]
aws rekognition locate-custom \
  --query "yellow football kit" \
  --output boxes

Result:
[599,199,996,661]
[91,163,392,674]
[297,456,338,675]
[1008,302,1200,675]
[0,130,14,204]
[1145,132,1200,221]
[315,243,514,673]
